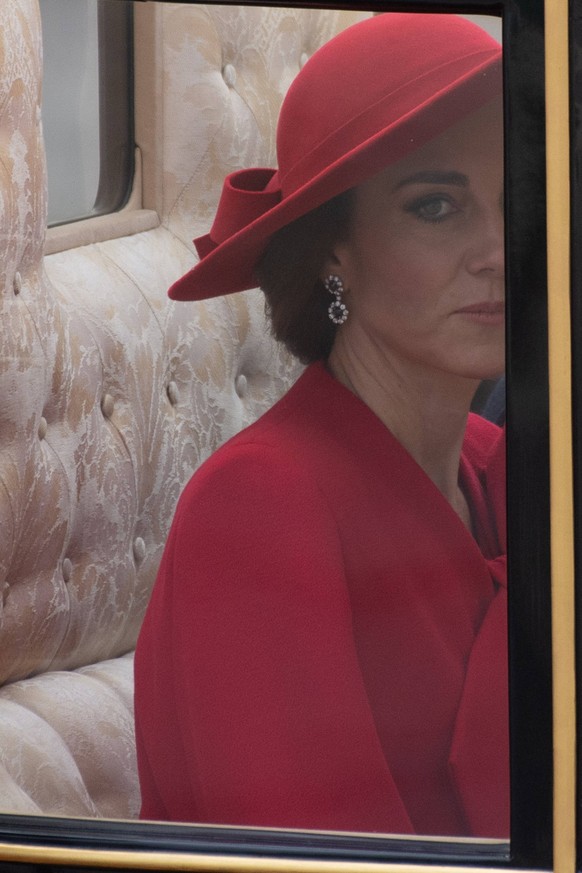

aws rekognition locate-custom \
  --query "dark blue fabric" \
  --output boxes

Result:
[482,377,505,426]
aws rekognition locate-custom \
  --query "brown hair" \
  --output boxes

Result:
[256,189,355,364]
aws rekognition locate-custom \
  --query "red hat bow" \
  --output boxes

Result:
[194,169,282,259]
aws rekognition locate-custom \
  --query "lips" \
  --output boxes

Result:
[456,301,504,315]
[454,301,505,324]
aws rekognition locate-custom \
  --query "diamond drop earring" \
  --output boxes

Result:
[324,274,349,325]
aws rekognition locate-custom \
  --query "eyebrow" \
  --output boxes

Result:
[393,171,469,191]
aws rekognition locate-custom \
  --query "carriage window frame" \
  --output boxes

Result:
[0,0,559,870]
[40,0,134,227]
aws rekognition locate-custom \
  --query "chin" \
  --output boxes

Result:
[457,349,505,383]
[472,362,505,381]
[462,367,505,385]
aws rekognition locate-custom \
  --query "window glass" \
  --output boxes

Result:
[134,5,509,844]
[40,0,100,224]
[39,0,132,225]
[0,1,555,869]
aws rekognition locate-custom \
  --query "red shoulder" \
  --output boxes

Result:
[464,413,504,474]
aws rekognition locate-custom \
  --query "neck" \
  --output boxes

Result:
[328,336,479,512]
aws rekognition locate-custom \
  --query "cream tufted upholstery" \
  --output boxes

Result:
[0,1,367,818]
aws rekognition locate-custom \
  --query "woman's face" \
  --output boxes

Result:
[329,98,505,383]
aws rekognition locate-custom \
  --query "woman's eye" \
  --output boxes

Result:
[407,195,457,222]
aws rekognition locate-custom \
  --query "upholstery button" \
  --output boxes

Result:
[133,537,146,564]
[235,374,248,398]
[101,394,114,418]
[62,558,72,583]
[166,381,179,406]
[38,416,47,440]
[13,272,22,295]
[300,51,309,68]
[222,63,237,88]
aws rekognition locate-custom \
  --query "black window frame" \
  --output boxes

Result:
[93,0,135,218]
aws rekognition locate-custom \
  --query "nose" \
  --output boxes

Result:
[465,204,505,278]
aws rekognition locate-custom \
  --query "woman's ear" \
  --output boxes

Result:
[321,242,351,285]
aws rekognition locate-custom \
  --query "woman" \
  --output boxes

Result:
[135,13,507,839]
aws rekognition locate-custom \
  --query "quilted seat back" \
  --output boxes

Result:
[0,0,366,817]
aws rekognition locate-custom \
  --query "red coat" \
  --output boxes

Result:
[135,362,508,837]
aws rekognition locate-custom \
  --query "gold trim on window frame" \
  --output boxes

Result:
[545,0,577,870]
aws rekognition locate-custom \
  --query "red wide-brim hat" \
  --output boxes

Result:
[169,13,502,302]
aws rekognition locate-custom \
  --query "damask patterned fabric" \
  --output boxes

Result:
[0,0,366,817]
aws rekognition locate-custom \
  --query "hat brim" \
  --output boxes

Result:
[169,51,502,303]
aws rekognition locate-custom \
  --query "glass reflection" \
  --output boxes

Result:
[135,9,507,838]
[0,0,506,843]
